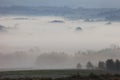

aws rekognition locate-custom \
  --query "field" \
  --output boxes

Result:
[0,69,108,79]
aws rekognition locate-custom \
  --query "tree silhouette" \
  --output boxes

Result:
[98,61,105,70]
[76,63,82,69]
[106,59,115,71]
[86,61,94,70]
[115,59,120,71]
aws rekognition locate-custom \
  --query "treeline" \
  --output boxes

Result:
[99,59,120,71]
[77,59,120,72]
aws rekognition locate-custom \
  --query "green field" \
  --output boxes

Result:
[0,69,107,78]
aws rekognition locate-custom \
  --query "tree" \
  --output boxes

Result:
[86,61,94,70]
[75,27,82,31]
[76,63,82,69]
[98,61,105,70]
[115,59,120,71]
[106,59,115,71]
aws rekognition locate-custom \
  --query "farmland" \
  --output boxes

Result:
[0,69,109,78]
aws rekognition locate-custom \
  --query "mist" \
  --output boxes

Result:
[0,16,120,70]
[1,16,120,52]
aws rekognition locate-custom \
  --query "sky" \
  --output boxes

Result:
[0,0,120,8]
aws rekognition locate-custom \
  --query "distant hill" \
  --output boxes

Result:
[0,6,120,21]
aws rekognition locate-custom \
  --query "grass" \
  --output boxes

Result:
[0,69,107,78]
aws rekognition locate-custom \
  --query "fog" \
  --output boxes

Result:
[0,16,120,70]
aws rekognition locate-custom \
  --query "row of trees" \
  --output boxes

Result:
[99,59,120,71]
[76,59,120,71]
[76,62,94,70]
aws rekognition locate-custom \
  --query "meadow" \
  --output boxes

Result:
[0,69,109,78]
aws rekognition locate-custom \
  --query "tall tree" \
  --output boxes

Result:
[106,59,115,71]
[115,59,120,71]
[98,61,105,70]
[76,63,82,69]
[86,61,94,70]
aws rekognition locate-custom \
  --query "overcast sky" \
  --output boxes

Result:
[0,0,120,8]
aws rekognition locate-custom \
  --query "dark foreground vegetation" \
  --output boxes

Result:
[0,69,120,80]
[55,73,120,80]
[0,73,120,80]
